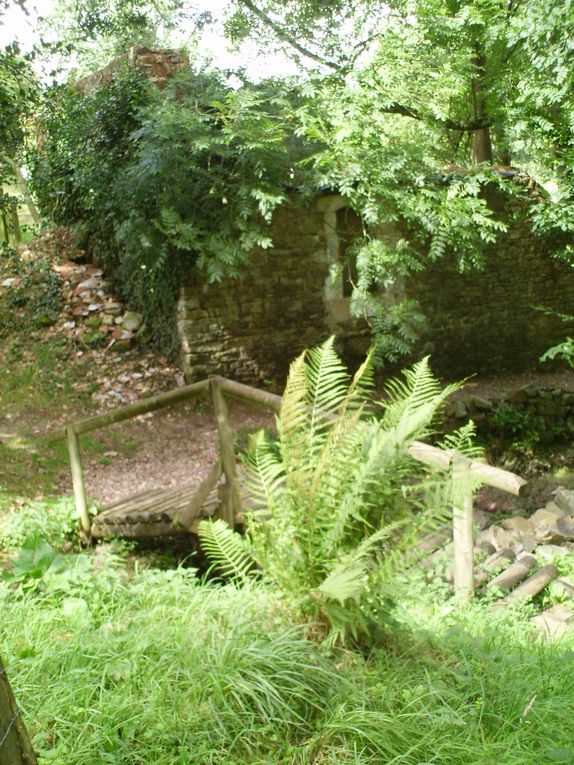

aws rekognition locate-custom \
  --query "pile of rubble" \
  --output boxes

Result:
[52,261,144,352]
[11,229,185,410]
[476,487,574,556]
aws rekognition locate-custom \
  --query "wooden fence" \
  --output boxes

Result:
[63,375,527,601]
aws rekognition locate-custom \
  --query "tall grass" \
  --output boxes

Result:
[2,548,574,764]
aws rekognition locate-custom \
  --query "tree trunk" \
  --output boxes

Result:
[0,656,37,765]
[472,42,493,164]
[1,157,42,227]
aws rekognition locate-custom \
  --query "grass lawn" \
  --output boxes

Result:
[1,542,574,765]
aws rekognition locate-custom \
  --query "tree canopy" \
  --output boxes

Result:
[3,0,574,356]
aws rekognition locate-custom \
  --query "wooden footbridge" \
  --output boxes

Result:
[63,376,528,602]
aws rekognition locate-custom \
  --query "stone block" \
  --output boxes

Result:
[471,395,494,412]
[530,508,563,542]
[557,515,574,540]
[532,604,574,638]
[501,516,533,534]
[552,488,574,515]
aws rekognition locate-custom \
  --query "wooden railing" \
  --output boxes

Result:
[63,375,527,601]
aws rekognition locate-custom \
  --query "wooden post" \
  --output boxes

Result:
[66,426,91,535]
[210,378,241,526]
[452,475,474,602]
[0,656,36,765]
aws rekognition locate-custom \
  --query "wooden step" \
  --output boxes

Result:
[91,481,221,539]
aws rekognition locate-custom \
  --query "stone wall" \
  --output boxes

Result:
[178,203,332,384]
[74,45,187,94]
[446,385,574,443]
[179,187,574,384]
[406,191,574,377]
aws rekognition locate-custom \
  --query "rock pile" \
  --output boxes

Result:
[9,228,185,411]
[53,261,143,351]
[475,487,574,555]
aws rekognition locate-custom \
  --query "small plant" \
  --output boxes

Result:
[3,532,65,584]
[0,244,62,337]
[0,496,82,552]
[490,403,543,451]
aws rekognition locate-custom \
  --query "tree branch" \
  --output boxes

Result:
[379,102,491,131]
[238,0,340,71]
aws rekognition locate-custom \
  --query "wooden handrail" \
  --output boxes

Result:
[217,376,527,497]
[66,379,210,436]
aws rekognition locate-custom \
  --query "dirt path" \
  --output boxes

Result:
[56,400,275,506]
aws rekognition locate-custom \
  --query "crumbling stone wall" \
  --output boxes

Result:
[178,203,332,384]
[74,45,187,94]
[179,188,574,384]
[406,192,574,377]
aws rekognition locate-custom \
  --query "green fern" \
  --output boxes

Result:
[238,339,467,643]
[197,519,255,583]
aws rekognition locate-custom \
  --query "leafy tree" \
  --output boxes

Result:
[29,65,316,350]
[223,0,574,358]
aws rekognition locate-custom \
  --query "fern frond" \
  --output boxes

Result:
[279,351,311,471]
[242,430,286,512]
[305,336,350,446]
[381,356,462,442]
[318,522,406,606]
[439,420,483,460]
[198,519,255,582]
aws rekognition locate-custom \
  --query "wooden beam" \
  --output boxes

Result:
[175,459,222,530]
[66,426,91,534]
[64,379,210,436]
[217,379,527,497]
[0,655,37,765]
[211,379,242,525]
[216,377,282,413]
[408,441,528,496]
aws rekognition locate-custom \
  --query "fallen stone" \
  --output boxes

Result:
[471,395,494,412]
[1,277,21,287]
[543,501,568,518]
[532,604,574,638]
[105,302,123,316]
[501,516,533,534]
[111,329,133,341]
[506,388,528,403]
[557,515,574,540]
[553,488,574,515]
[475,525,512,553]
[473,509,490,529]
[75,276,100,292]
[122,311,143,332]
[447,399,467,418]
[536,544,570,561]
[102,314,115,326]
[529,508,563,543]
